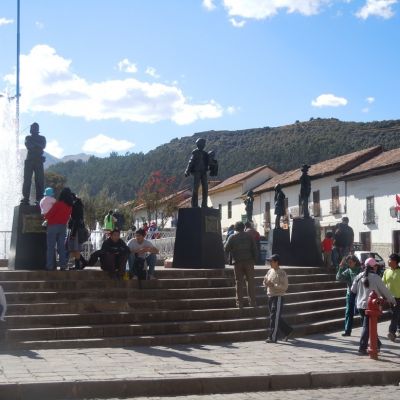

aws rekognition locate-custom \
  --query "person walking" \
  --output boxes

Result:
[263,254,293,343]
[382,253,400,342]
[67,194,88,270]
[351,257,396,355]
[224,221,257,308]
[45,187,73,271]
[321,231,334,268]
[103,210,116,232]
[333,217,354,268]
[336,255,361,336]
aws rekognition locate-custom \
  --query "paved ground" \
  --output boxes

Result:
[0,321,398,385]
[99,385,400,400]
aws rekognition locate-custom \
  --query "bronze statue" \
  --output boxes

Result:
[185,138,217,208]
[244,190,254,222]
[21,122,46,205]
[274,184,286,228]
[299,164,311,218]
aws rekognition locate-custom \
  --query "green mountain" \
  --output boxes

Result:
[47,118,400,201]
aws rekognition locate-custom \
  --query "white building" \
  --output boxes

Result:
[208,165,278,234]
[338,148,400,258]
[252,146,382,239]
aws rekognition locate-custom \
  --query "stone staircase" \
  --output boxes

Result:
[0,266,349,349]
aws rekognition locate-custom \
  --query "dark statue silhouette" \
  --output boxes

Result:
[299,164,311,218]
[274,184,286,228]
[185,138,218,208]
[244,190,254,222]
[21,122,46,205]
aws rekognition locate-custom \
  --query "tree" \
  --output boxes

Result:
[44,171,67,197]
[137,171,176,225]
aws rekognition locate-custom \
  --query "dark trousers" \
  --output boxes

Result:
[268,296,292,342]
[389,298,400,334]
[191,171,208,208]
[22,158,44,202]
[344,291,356,334]
[87,250,128,277]
[358,309,381,352]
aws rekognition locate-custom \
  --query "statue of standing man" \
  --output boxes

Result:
[274,184,286,228]
[299,164,311,218]
[185,138,217,208]
[244,190,254,222]
[21,122,46,205]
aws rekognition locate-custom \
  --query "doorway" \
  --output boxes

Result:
[393,230,400,254]
[360,232,371,251]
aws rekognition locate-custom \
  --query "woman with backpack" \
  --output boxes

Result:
[351,257,396,355]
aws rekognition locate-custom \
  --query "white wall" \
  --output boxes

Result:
[346,170,400,254]
[256,174,347,233]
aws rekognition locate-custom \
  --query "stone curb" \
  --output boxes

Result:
[1,370,400,399]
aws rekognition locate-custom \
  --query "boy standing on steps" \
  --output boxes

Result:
[263,254,293,343]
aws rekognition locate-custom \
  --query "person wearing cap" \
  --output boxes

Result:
[336,255,361,336]
[263,254,293,343]
[382,253,400,342]
[333,217,354,269]
[86,229,130,279]
[351,257,396,355]
[224,221,258,308]
[21,122,46,205]
[39,187,56,215]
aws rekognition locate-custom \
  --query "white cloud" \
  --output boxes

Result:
[222,0,329,20]
[362,107,370,113]
[366,96,375,104]
[311,93,348,107]
[46,139,64,158]
[226,105,239,114]
[35,21,44,30]
[117,58,138,73]
[145,67,160,79]
[356,0,397,19]
[82,134,135,154]
[0,17,13,26]
[203,0,216,11]
[229,17,246,27]
[3,45,223,125]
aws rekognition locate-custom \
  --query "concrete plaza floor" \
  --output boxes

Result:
[0,320,399,399]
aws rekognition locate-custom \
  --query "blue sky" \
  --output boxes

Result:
[1,0,399,158]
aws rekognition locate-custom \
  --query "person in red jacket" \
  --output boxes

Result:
[45,187,73,270]
[321,231,334,268]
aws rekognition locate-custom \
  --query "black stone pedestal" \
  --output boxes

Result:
[8,205,47,270]
[290,218,322,266]
[173,208,225,269]
[272,228,292,265]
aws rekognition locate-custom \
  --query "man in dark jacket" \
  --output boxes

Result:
[86,229,130,279]
[333,217,354,267]
[21,122,46,205]
[224,221,258,308]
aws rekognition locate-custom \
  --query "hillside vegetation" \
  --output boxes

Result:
[48,118,400,201]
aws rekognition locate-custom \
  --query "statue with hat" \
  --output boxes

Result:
[21,122,46,205]
[185,138,217,208]
[299,164,311,218]
[274,184,286,228]
[244,190,254,222]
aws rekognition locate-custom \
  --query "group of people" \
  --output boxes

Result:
[225,219,400,350]
[86,227,159,280]
[224,221,293,343]
[321,216,354,268]
[337,252,400,354]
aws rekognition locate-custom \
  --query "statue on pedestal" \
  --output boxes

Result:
[244,190,254,222]
[184,138,217,208]
[299,164,311,218]
[274,184,286,228]
[21,122,46,205]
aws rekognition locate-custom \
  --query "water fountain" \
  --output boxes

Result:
[0,96,22,259]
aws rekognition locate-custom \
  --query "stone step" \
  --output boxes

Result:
[0,277,236,292]
[5,297,345,328]
[3,279,345,304]
[6,307,345,342]
[5,311,350,350]
[5,287,346,315]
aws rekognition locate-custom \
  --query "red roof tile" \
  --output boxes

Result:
[253,146,382,194]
